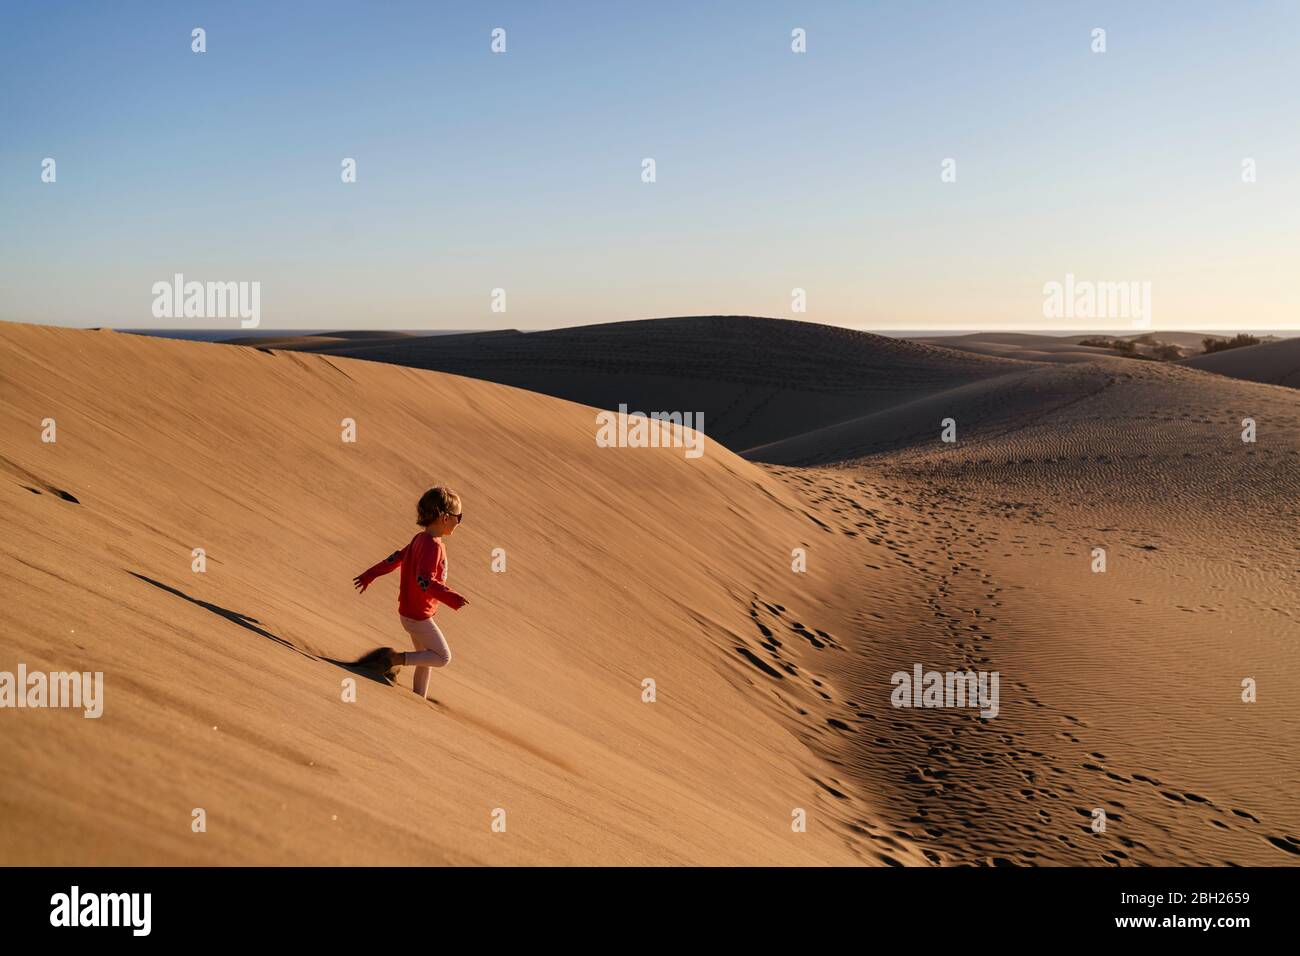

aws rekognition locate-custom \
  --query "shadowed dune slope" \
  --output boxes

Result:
[909,334,1124,365]
[1179,336,1300,389]
[245,316,1035,456]
[754,357,1299,610]
[0,323,925,866]
[756,357,1298,487]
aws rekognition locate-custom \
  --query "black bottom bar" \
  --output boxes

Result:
[0,865,1284,941]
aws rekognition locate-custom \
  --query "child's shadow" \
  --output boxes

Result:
[128,571,393,686]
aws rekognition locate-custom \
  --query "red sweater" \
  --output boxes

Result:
[358,532,466,620]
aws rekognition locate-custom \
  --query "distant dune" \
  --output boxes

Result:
[754,356,1300,469]
[913,331,1294,367]
[909,333,1123,365]
[1179,336,1300,389]
[240,316,1034,455]
[225,330,428,349]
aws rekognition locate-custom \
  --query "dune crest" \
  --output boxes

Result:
[241,316,1035,454]
[1179,336,1300,389]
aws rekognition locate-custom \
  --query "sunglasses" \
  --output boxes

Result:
[448,511,463,524]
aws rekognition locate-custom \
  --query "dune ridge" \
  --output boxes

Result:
[1179,336,1300,389]
[235,316,1036,454]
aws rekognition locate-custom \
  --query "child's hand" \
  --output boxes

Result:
[352,574,370,594]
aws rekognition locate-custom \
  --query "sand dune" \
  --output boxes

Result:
[1179,336,1300,389]
[0,322,932,866]
[912,332,1227,365]
[909,337,1124,365]
[914,332,1298,366]
[248,316,1034,455]
[1133,331,1283,350]
[752,354,1299,864]
[755,356,1298,465]
[224,330,432,349]
[4,319,1297,867]
[751,363,1110,464]
[914,333,1078,346]
[769,461,1297,865]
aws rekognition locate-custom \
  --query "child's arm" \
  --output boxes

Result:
[417,540,468,609]
[421,577,469,610]
[352,547,405,593]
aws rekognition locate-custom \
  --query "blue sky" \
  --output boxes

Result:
[2,0,1297,331]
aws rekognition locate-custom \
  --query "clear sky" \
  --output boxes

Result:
[2,1,1297,332]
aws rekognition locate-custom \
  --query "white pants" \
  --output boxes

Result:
[399,614,452,698]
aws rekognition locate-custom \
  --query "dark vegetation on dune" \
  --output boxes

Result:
[1200,333,1261,354]
[1074,333,1267,362]
[1077,334,1186,361]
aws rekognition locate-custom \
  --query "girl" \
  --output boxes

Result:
[351,486,469,697]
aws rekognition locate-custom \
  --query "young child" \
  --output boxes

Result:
[352,486,469,697]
